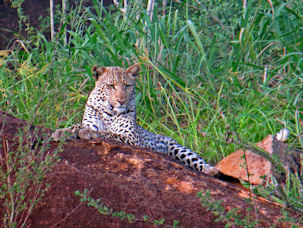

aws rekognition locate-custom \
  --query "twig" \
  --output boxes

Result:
[62,0,67,46]
[173,0,198,10]
[0,122,6,166]
[147,0,154,21]
[113,0,127,15]
[9,39,30,54]
[20,184,43,227]
[50,188,94,227]
[162,0,167,16]
[50,0,54,41]
[257,42,276,59]
[28,3,67,128]
[3,138,15,225]
[195,0,228,33]
[242,149,260,228]
[123,0,128,14]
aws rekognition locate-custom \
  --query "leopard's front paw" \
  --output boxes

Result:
[51,126,81,141]
[51,129,67,141]
[78,128,102,139]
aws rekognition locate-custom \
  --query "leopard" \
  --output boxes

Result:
[52,64,219,176]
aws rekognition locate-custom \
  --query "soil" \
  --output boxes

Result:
[0,110,302,227]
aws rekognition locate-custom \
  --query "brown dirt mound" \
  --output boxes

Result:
[0,110,301,227]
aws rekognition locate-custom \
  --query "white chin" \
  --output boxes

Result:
[114,107,126,115]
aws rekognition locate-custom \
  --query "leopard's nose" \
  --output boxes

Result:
[117,99,125,105]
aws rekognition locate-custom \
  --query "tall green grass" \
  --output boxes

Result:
[0,0,302,213]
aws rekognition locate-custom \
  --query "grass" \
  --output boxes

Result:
[0,0,302,224]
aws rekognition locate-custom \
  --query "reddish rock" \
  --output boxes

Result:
[216,135,286,185]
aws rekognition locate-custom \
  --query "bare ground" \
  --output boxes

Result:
[0,110,301,227]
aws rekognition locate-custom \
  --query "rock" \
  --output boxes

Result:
[215,134,302,185]
[216,135,276,185]
[0,111,301,227]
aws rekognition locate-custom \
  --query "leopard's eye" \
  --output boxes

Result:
[107,84,115,89]
[125,85,132,88]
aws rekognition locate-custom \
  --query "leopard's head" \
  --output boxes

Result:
[91,64,140,115]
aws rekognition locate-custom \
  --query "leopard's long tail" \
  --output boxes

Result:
[139,128,219,176]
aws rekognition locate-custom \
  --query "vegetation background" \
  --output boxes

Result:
[0,0,302,225]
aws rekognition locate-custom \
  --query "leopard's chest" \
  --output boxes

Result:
[102,112,137,134]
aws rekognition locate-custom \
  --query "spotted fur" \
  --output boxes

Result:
[52,64,219,176]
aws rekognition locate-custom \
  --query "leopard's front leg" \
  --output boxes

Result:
[51,124,83,141]
[51,124,133,144]
[78,128,140,147]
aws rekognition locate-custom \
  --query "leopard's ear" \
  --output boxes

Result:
[92,66,106,80]
[126,64,140,78]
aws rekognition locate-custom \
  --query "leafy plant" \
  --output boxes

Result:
[0,126,60,227]
[75,189,180,227]
[197,190,302,227]
[198,190,260,228]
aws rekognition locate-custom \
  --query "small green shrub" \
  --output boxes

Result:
[0,126,60,227]
[75,189,180,227]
